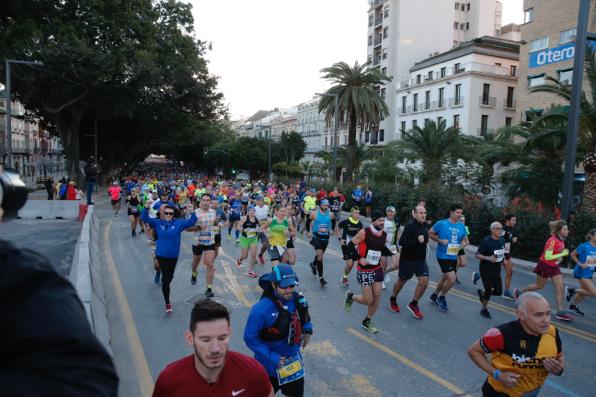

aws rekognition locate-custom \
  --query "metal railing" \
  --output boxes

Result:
[479,96,497,107]
[504,98,516,110]
[449,97,464,107]
[477,128,495,136]
[399,62,518,89]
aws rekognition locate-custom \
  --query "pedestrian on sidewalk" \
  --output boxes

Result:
[364,186,374,218]
[84,156,98,205]
[514,220,573,321]
[153,299,273,397]
[44,177,54,200]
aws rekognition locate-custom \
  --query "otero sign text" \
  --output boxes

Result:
[529,42,596,68]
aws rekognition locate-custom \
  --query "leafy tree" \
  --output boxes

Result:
[279,131,306,163]
[336,142,375,180]
[319,61,390,182]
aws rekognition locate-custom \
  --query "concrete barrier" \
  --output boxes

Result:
[69,206,112,355]
[18,200,80,220]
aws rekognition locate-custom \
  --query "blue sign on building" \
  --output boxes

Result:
[529,42,596,68]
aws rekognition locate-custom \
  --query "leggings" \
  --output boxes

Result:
[156,256,178,304]
[270,376,304,397]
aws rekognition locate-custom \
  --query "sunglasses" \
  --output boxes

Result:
[164,212,175,216]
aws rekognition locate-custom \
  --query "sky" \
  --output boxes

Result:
[191,0,524,120]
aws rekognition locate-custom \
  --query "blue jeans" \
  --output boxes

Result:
[86,181,95,205]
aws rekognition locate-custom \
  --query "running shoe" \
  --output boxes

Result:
[319,277,327,286]
[472,271,481,285]
[480,308,492,319]
[205,288,215,298]
[438,296,448,312]
[132,230,136,238]
[361,319,378,334]
[429,293,439,306]
[344,290,354,312]
[258,254,265,265]
[309,261,317,275]
[502,290,515,301]
[246,271,257,278]
[567,304,585,316]
[341,276,349,288]
[382,281,386,290]
[555,311,573,321]
[235,239,240,246]
[165,303,173,313]
[236,258,242,267]
[565,286,575,302]
[190,272,198,285]
[227,234,232,240]
[154,271,161,285]
[513,288,521,302]
[389,296,400,313]
[407,303,423,319]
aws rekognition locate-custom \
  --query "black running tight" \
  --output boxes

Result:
[156,256,178,304]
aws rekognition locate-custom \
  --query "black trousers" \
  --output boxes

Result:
[480,263,503,302]
[156,256,178,304]
[269,376,304,397]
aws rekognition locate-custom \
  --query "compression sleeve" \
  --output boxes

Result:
[544,250,568,260]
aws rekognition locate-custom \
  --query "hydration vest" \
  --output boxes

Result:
[260,292,310,345]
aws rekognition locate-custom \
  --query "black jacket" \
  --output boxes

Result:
[0,240,118,396]
[398,220,429,261]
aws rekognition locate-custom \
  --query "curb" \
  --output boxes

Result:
[69,205,112,355]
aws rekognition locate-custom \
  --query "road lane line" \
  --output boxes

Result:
[347,328,471,396]
[103,220,154,396]
[217,247,253,307]
[545,379,582,397]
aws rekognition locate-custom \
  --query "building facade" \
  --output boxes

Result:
[296,96,326,162]
[518,0,596,121]
[396,37,519,138]
[453,0,503,47]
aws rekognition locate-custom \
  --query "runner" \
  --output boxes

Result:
[211,199,227,261]
[254,195,270,265]
[308,199,334,286]
[266,206,294,266]
[501,213,519,300]
[344,210,391,333]
[382,206,400,288]
[514,220,573,321]
[227,193,243,242]
[455,215,470,284]
[352,185,364,215]
[328,187,345,225]
[364,186,374,218]
[125,188,142,237]
[467,292,564,397]
[389,205,428,319]
[472,222,506,319]
[428,203,468,312]
[189,193,218,298]
[565,228,596,315]
[284,203,298,266]
[244,265,313,397]
[302,189,317,238]
[153,299,273,397]
[236,205,260,278]
[141,204,197,313]
[108,181,122,217]
[337,206,363,288]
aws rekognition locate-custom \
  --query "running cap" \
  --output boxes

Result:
[320,199,330,206]
[259,264,298,289]
[247,204,256,211]
[371,210,385,222]
[310,188,316,193]
[256,195,264,200]
[386,206,396,212]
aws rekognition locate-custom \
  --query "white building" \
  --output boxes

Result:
[366,0,504,144]
[296,96,326,163]
[396,36,519,138]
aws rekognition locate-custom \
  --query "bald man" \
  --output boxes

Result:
[468,292,564,397]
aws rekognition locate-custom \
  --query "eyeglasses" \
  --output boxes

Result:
[164,212,175,216]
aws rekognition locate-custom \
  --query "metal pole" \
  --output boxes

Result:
[94,115,98,161]
[5,60,12,168]
[332,94,338,182]
[562,0,590,220]
[268,129,272,180]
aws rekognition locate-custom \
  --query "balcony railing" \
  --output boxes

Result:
[504,99,516,110]
[373,56,381,66]
[449,97,464,107]
[374,15,383,26]
[479,96,497,107]
[374,35,382,46]
[477,128,495,136]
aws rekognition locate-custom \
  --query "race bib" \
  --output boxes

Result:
[587,254,596,264]
[494,249,505,262]
[130,207,138,213]
[275,245,287,257]
[504,242,511,254]
[198,231,212,245]
[366,249,382,265]
[213,225,220,234]
[246,228,257,238]
[276,355,304,386]
[447,244,461,256]
[318,224,330,235]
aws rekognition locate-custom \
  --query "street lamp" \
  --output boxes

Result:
[4,59,43,169]
[317,92,339,182]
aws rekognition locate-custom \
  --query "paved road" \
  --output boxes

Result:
[98,203,595,397]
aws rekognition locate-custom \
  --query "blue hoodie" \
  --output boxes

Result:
[244,289,313,377]
[141,210,197,258]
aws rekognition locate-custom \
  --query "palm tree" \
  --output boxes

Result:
[318,61,391,182]
[530,47,596,212]
[387,119,463,183]
[336,142,375,180]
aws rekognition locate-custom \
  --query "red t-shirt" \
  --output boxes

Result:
[539,235,565,267]
[152,352,272,397]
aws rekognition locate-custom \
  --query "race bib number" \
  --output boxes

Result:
[130,207,138,213]
[198,231,212,245]
[494,249,505,262]
[504,242,511,254]
[275,245,286,257]
[587,254,596,264]
[246,228,257,238]
[318,224,329,235]
[366,250,382,265]
[276,355,304,386]
[447,244,461,256]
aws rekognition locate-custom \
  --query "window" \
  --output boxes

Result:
[507,87,515,107]
[427,71,433,80]
[438,87,445,108]
[505,117,512,128]
[382,48,388,59]
[416,74,421,84]
[381,88,386,99]
[368,35,373,46]
[413,93,418,111]
[558,68,573,85]
[365,131,370,143]
[367,55,372,63]
[383,27,389,38]
[425,91,431,109]
[510,65,517,77]
[455,84,462,104]
[379,129,385,142]
[529,36,549,53]
[481,115,489,135]
[412,120,418,128]
[455,2,460,10]
[466,22,469,30]
[560,27,577,44]
[401,96,407,113]
[467,3,470,11]
[368,14,373,27]
[454,22,459,30]
[401,121,406,132]
[482,83,490,104]
[325,136,328,146]
[454,63,462,73]
[440,67,446,78]
[384,7,389,18]
[528,74,546,87]
[460,24,465,30]
[382,67,387,75]
[453,115,460,128]
[437,116,443,125]
[524,8,534,23]
[424,118,430,126]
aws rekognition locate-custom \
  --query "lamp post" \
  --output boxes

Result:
[318,92,339,181]
[4,59,43,169]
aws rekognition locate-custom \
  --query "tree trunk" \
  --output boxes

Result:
[345,112,357,183]
[55,111,84,186]
[582,148,596,213]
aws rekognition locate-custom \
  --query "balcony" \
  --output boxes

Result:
[479,96,497,108]
[504,99,516,111]
[477,128,495,137]
[435,100,446,110]
[374,34,382,47]
[449,97,464,108]
[374,15,383,26]
[373,56,381,66]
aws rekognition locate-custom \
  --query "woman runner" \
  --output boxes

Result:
[236,205,260,278]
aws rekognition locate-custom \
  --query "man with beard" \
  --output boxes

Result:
[153,300,273,397]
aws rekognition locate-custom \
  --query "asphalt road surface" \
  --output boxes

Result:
[98,203,595,397]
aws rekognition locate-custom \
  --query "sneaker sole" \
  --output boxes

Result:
[360,323,378,334]
[407,306,422,319]
[502,295,515,301]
